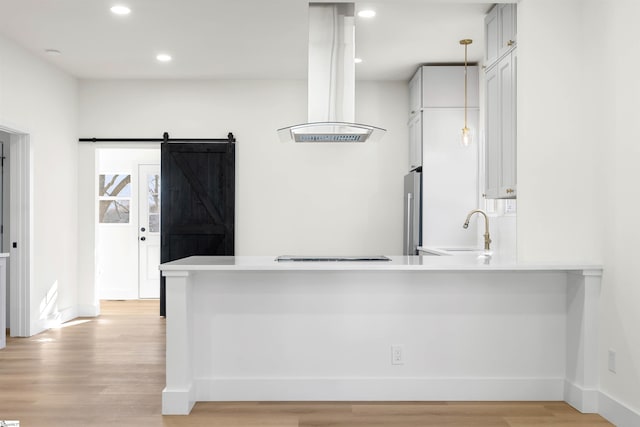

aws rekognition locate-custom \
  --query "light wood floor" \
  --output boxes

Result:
[0,300,613,427]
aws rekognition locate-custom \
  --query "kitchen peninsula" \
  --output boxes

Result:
[160,255,602,416]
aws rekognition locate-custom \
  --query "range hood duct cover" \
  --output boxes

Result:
[277,3,386,143]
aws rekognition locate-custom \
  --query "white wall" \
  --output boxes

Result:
[77,142,98,315]
[78,79,408,257]
[517,0,602,265]
[519,0,640,422]
[587,0,640,422]
[0,34,78,334]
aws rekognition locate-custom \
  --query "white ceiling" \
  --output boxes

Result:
[0,0,492,81]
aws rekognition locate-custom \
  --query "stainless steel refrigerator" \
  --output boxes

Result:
[403,169,422,255]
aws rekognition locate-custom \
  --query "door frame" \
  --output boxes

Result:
[0,123,31,337]
[93,145,161,301]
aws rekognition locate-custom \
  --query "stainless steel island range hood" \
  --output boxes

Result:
[277,3,386,143]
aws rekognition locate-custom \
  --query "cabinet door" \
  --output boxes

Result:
[484,5,499,67]
[408,112,422,171]
[409,68,421,117]
[498,4,517,59]
[485,51,517,199]
[484,64,500,198]
[500,49,517,197]
[422,66,479,108]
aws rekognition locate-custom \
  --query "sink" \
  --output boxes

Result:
[419,247,489,256]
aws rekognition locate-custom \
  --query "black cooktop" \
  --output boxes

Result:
[276,255,391,262]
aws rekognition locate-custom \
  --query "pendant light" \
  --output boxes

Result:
[460,39,473,147]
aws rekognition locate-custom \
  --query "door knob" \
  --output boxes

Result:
[140,237,146,241]
[140,227,146,232]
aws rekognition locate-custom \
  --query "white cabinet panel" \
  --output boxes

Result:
[498,4,517,59]
[485,49,517,199]
[407,65,479,172]
[409,69,421,117]
[484,6,499,68]
[500,50,517,197]
[484,4,517,69]
[422,109,479,248]
[484,3,517,199]
[407,65,480,247]
[408,112,422,171]
[485,65,500,199]
[409,66,480,114]
[422,66,479,108]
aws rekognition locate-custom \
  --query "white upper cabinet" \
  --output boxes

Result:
[408,112,422,171]
[408,68,423,170]
[499,49,517,197]
[484,6,500,69]
[408,65,479,171]
[484,4,517,69]
[409,66,479,116]
[409,69,422,118]
[484,65,500,198]
[422,66,479,109]
[484,3,517,199]
[498,4,517,60]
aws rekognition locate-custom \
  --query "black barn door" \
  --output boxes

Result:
[160,142,235,315]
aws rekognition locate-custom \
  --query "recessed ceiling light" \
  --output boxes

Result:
[110,5,131,15]
[44,49,62,56]
[354,58,363,64]
[357,10,376,18]
[156,53,172,62]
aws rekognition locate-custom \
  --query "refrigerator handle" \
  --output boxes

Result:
[406,193,413,255]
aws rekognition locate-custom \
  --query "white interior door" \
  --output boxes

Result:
[138,164,160,299]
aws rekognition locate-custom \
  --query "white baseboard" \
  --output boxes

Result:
[162,385,195,415]
[59,306,77,324]
[599,391,640,427]
[31,306,78,336]
[564,380,598,413]
[194,377,565,402]
[77,303,100,317]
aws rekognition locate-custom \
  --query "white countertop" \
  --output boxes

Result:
[160,255,602,273]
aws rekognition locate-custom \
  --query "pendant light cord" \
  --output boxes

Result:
[463,42,468,129]
[459,39,473,133]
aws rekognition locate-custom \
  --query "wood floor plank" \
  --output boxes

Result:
[0,300,614,427]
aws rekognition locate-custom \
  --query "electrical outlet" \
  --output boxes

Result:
[608,349,616,373]
[391,345,404,365]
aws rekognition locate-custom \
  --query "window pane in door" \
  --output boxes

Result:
[99,200,130,223]
[99,174,131,197]
[149,213,159,233]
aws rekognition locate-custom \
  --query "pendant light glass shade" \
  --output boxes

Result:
[461,126,471,147]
